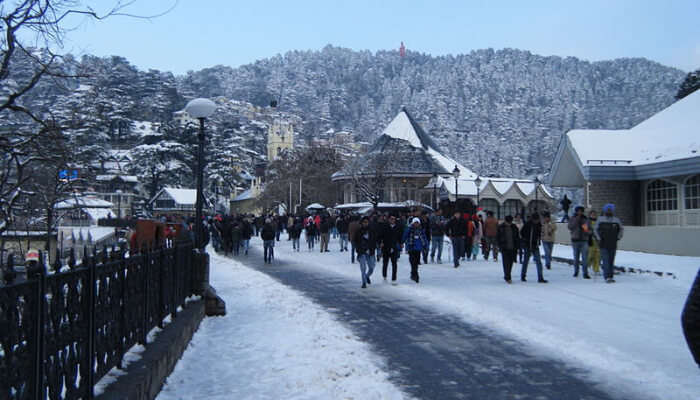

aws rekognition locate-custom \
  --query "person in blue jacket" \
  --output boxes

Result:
[403,217,429,283]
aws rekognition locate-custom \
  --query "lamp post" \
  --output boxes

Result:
[432,172,438,211]
[534,174,542,215]
[115,189,122,219]
[185,98,217,250]
[474,176,482,214]
[452,165,460,212]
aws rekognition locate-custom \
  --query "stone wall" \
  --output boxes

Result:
[96,299,206,400]
[585,180,641,225]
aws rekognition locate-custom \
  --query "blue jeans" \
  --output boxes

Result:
[451,237,465,267]
[430,235,444,260]
[292,237,300,250]
[339,233,348,250]
[521,247,544,280]
[358,253,376,285]
[542,241,554,267]
[263,240,275,261]
[241,239,250,255]
[572,240,589,276]
[600,247,617,280]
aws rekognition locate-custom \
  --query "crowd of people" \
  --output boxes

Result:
[211,201,624,288]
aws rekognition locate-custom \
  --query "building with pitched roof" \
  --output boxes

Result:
[549,90,700,226]
[332,108,553,216]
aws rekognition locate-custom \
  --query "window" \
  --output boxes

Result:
[647,180,677,211]
[502,199,523,218]
[685,175,700,210]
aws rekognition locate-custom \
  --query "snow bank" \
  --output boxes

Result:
[157,250,408,400]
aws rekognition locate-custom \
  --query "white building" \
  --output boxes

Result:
[549,90,700,226]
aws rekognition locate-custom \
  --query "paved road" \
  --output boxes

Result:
[232,248,618,400]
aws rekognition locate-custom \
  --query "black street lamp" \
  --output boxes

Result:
[534,174,542,215]
[185,98,217,250]
[432,172,438,210]
[474,176,482,214]
[452,165,460,212]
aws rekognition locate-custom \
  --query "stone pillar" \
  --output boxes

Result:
[585,180,641,225]
[193,251,226,316]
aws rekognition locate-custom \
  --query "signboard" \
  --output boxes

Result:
[58,169,79,182]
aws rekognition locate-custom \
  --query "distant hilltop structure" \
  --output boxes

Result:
[267,120,294,161]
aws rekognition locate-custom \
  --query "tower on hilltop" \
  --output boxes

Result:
[267,121,294,161]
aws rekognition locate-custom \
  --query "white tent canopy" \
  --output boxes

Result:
[305,203,325,210]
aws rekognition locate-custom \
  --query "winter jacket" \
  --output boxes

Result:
[402,227,428,252]
[240,221,253,240]
[320,220,331,234]
[541,221,557,243]
[496,223,520,251]
[348,220,360,242]
[260,223,276,241]
[681,269,700,366]
[568,215,592,242]
[353,225,377,256]
[484,216,499,237]
[337,218,349,234]
[519,221,542,250]
[446,217,468,237]
[594,215,624,250]
[429,216,446,236]
[379,223,404,254]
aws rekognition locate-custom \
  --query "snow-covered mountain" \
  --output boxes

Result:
[179,46,685,177]
[4,46,685,193]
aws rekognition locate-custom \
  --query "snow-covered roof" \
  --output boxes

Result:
[96,174,139,183]
[551,90,700,186]
[305,203,325,210]
[56,196,114,209]
[162,188,197,205]
[380,109,477,179]
[83,208,115,221]
[232,189,254,202]
[568,90,699,167]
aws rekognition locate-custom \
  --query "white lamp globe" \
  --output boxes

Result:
[185,98,217,119]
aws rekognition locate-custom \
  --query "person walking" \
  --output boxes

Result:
[337,215,349,252]
[290,217,302,252]
[429,210,445,263]
[379,215,403,284]
[483,211,499,261]
[520,213,548,283]
[353,216,377,289]
[305,216,316,251]
[261,218,276,264]
[319,216,331,252]
[348,216,361,263]
[402,217,428,283]
[587,210,601,276]
[497,215,519,284]
[240,217,253,256]
[421,214,432,264]
[560,195,572,222]
[471,214,482,260]
[446,211,467,268]
[594,203,624,283]
[681,268,700,367]
[513,214,525,263]
[541,212,556,270]
[568,206,592,279]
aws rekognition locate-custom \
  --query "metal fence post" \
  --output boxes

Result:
[142,245,150,345]
[86,247,97,399]
[32,252,47,400]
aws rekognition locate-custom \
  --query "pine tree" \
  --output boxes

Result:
[676,68,700,100]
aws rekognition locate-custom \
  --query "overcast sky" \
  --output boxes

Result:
[58,0,700,75]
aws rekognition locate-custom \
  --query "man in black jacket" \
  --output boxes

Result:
[446,211,467,268]
[497,215,519,284]
[260,218,276,264]
[520,213,547,283]
[682,268,700,367]
[378,215,404,284]
[337,215,349,252]
[353,216,377,289]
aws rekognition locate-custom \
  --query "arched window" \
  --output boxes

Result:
[685,175,700,210]
[647,180,678,211]
[502,199,523,219]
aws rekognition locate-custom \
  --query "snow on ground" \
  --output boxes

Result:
[157,250,408,400]
[268,234,700,400]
